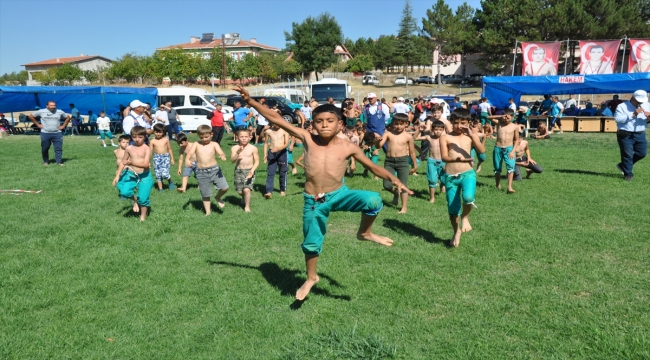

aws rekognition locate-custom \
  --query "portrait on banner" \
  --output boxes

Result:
[521,42,560,76]
[579,40,621,75]
[629,39,650,73]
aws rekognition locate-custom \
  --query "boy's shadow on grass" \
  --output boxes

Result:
[207,260,351,309]
[382,218,448,246]
[253,183,266,195]
[182,199,223,214]
[223,195,242,207]
[554,169,621,179]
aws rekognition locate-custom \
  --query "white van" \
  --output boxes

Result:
[157,86,233,111]
[263,88,307,105]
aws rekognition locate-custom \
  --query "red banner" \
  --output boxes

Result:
[521,42,561,76]
[628,39,650,73]
[579,40,621,75]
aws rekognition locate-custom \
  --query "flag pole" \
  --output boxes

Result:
[620,36,628,73]
[511,40,518,76]
[564,39,570,75]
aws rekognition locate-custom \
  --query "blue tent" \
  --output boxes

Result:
[0,86,158,114]
[482,72,650,108]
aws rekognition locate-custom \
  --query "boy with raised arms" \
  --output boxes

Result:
[439,109,486,247]
[112,126,155,222]
[233,85,411,301]
[184,125,229,215]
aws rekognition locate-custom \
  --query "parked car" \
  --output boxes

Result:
[466,73,483,85]
[226,96,297,124]
[174,105,233,132]
[395,76,415,85]
[362,75,379,85]
[415,75,435,84]
[441,74,468,85]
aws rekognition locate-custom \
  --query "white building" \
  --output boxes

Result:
[22,55,113,85]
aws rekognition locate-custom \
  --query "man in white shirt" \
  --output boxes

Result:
[508,98,518,112]
[299,101,312,120]
[564,95,576,109]
[122,100,150,142]
[392,97,410,114]
[614,90,650,181]
[154,105,169,126]
[252,105,270,145]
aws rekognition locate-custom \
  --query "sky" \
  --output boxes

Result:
[0,0,482,75]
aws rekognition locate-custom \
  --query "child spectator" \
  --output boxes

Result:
[149,123,175,192]
[112,127,154,222]
[184,125,229,215]
[345,125,360,176]
[514,137,543,180]
[234,85,410,301]
[414,120,446,203]
[470,120,487,172]
[490,109,519,193]
[439,109,485,247]
[175,133,196,193]
[97,110,117,147]
[532,122,551,139]
[263,121,290,198]
[231,129,259,212]
[379,113,417,213]
[478,97,492,125]
[362,131,381,180]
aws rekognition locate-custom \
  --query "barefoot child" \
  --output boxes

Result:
[112,126,155,222]
[345,126,359,176]
[414,120,446,203]
[184,125,229,215]
[470,119,487,172]
[440,109,486,247]
[150,123,175,191]
[379,113,417,213]
[97,111,118,147]
[234,85,411,301]
[362,131,381,180]
[489,108,519,193]
[231,129,259,212]
[114,135,130,170]
[175,133,196,193]
[514,137,543,180]
[263,122,290,198]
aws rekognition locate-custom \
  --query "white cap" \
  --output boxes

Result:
[430,98,440,103]
[633,90,648,103]
[367,92,377,98]
[210,99,216,103]
[398,97,404,101]
[130,100,147,108]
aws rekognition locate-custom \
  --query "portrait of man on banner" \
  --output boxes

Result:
[579,40,621,75]
[629,39,650,73]
[522,42,560,76]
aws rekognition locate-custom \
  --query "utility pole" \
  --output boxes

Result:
[221,34,227,88]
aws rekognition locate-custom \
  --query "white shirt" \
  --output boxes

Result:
[615,101,650,132]
[478,102,491,113]
[300,106,312,119]
[509,103,517,111]
[392,102,410,114]
[253,109,268,126]
[565,98,576,108]
[155,109,169,125]
[122,111,147,136]
[97,116,111,131]
[365,102,391,118]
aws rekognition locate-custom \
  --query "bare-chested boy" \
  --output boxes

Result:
[184,125,228,215]
[150,123,175,191]
[430,105,452,134]
[114,135,130,172]
[379,113,417,213]
[175,133,196,193]
[514,137,543,180]
[112,126,155,222]
[414,120,446,203]
[470,119,487,173]
[440,109,486,247]
[489,108,520,193]
[231,129,259,212]
[345,126,359,176]
[234,85,411,301]
[263,122,290,198]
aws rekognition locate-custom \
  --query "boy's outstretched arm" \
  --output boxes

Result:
[233,85,309,140]
[352,146,413,195]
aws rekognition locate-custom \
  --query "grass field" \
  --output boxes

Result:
[1,131,649,359]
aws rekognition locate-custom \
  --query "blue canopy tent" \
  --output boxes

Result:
[482,72,650,108]
[0,86,158,115]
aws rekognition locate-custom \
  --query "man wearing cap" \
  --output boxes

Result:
[123,100,151,142]
[29,100,71,166]
[614,90,650,181]
[364,93,391,146]
[392,97,410,115]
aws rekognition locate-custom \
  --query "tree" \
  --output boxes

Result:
[395,0,419,77]
[450,3,478,77]
[82,69,99,84]
[373,35,398,71]
[55,63,83,84]
[258,53,278,83]
[33,68,57,85]
[347,54,374,72]
[422,0,457,83]
[0,71,28,85]
[285,13,343,80]
[107,53,144,83]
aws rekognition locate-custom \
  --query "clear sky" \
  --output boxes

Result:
[0,0,482,75]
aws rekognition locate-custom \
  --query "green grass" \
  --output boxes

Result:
[1,132,649,359]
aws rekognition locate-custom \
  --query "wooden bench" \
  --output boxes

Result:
[558,116,576,132]
[576,117,602,132]
[602,117,617,132]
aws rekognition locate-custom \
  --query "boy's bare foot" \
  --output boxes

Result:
[429,198,435,203]
[244,207,251,212]
[374,176,379,180]
[264,193,272,199]
[58,163,65,166]
[280,191,286,196]
[296,276,320,301]
[216,199,225,208]
[507,188,515,194]
[292,168,297,175]
[450,230,461,247]
[357,232,394,246]
[43,162,49,166]
[132,202,140,213]
[476,165,482,173]
[398,208,407,214]
[461,216,472,232]
[496,184,501,190]
[176,188,186,193]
